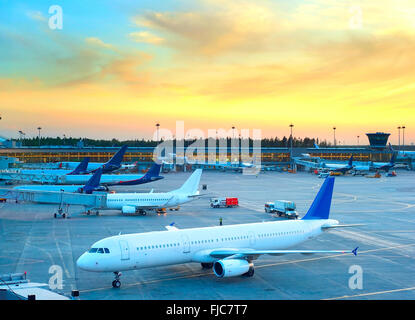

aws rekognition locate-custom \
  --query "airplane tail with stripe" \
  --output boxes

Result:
[82,168,103,194]
[348,155,353,167]
[67,157,90,175]
[106,145,128,167]
[143,163,163,181]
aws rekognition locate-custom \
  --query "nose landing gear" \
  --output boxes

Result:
[112,271,122,288]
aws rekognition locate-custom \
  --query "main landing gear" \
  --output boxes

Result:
[201,263,213,269]
[112,271,122,288]
[86,210,100,216]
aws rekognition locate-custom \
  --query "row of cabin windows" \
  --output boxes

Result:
[135,231,305,252]
[258,230,304,238]
[89,248,110,254]
[109,198,168,202]
[137,242,180,251]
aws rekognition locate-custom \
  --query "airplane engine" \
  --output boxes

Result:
[213,259,253,278]
[121,206,136,214]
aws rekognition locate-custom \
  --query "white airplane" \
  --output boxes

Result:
[319,156,354,174]
[77,176,358,288]
[105,169,203,215]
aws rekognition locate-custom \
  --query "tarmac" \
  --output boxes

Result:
[0,170,414,300]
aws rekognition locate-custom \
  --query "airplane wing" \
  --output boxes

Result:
[187,193,212,198]
[321,224,365,229]
[199,247,358,261]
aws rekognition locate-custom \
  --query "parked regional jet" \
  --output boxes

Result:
[57,145,128,173]
[77,176,358,288]
[90,145,128,174]
[320,156,353,174]
[105,169,203,215]
[371,152,396,172]
[63,163,163,189]
[14,168,104,194]
[11,163,163,189]
[16,157,90,176]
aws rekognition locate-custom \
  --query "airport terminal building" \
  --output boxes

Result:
[0,132,412,170]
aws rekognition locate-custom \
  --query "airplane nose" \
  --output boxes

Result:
[76,253,90,271]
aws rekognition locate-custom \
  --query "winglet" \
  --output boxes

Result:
[165,222,179,231]
[352,247,359,256]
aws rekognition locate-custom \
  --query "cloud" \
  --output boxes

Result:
[26,10,47,22]
[129,31,164,44]
[132,0,279,56]
[85,37,115,49]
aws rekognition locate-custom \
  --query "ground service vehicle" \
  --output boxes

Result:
[210,197,239,208]
[265,200,298,219]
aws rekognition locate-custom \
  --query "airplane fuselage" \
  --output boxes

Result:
[77,219,339,272]
[106,192,193,211]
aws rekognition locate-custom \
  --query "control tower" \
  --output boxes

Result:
[366,132,390,150]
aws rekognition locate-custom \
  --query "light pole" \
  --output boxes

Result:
[232,126,235,139]
[397,126,401,150]
[18,130,23,147]
[402,126,406,153]
[155,123,160,142]
[37,127,42,147]
[333,127,336,147]
[357,135,360,146]
[289,123,294,166]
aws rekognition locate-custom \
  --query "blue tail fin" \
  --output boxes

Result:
[390,152,396,164]
[106,145,128,167]
[68,157,90,175]
[302,176,335,220]
[143,163,162,179]
[348,155,353,167]
[83,168,103,194]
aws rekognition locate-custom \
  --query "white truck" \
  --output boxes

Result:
[264,200,298,219]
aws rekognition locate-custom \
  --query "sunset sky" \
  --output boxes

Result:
[1,0,414,144]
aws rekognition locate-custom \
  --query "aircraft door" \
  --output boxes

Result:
[119,240,130,260]
[181,234,190,253]
[249,232,256,247]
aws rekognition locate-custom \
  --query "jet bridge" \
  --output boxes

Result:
[0,170,64,184]
[0,273,70,300]
[0,188,107,214]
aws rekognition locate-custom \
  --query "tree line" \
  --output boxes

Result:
[20,136,333,148]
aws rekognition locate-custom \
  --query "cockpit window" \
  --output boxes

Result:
[104,248,110,253]
[89,248,98,253]
[97,248,104,254]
